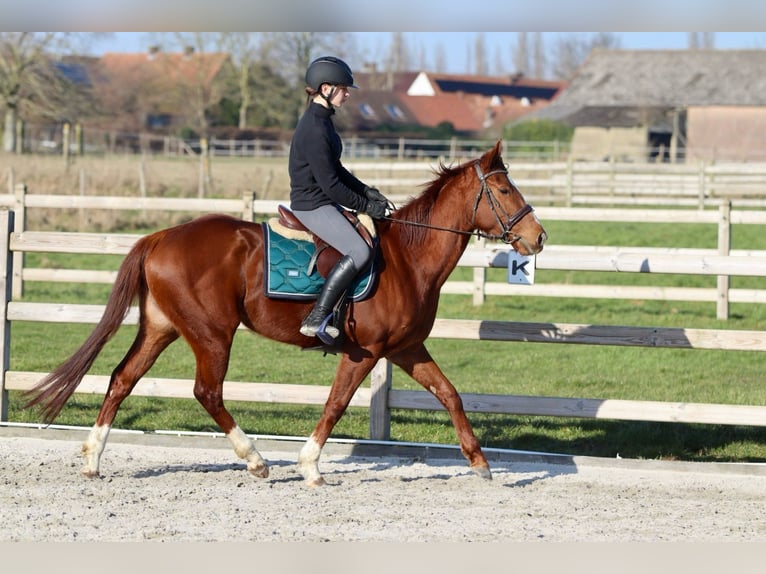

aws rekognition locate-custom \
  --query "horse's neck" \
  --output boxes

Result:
[424,226,472,284]
[388,215,472,287]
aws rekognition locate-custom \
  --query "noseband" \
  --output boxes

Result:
[471,162,534,249]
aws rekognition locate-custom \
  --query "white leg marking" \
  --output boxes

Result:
[81,424,110,478]
[297,435,325,486]
[227,426,269,478]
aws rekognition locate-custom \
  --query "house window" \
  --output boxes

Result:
[359,103,376,120]
[385,104,406,121]
[146,114,171,129]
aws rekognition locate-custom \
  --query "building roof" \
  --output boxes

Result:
[529,49,766,126]
[350,70,565,134]
[53,57,96,87]
[98,49,230,87]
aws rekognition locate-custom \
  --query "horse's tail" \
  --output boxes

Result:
[24,233,161,423]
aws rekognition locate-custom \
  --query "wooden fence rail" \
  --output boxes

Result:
[5,181,766,317]
[3,210,766,437]
[345,159,766,208]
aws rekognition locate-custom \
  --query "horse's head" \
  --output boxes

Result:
[469,141,547,255]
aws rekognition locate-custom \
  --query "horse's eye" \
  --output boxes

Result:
[498,186,510,195]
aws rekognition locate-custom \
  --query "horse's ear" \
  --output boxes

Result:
[481,140,504,169]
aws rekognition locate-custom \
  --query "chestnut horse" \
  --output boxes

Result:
[25,141,546,486]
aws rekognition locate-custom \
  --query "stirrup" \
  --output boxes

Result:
[316,314,340,345]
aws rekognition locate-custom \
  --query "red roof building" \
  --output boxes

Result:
[349,70,565,136]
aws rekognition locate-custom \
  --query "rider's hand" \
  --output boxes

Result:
[364,186,389,206]
[364,198,387,220]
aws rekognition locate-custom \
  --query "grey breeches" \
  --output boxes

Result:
[292,204,372,272]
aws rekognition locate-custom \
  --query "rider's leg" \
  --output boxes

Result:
[293,205,371,340]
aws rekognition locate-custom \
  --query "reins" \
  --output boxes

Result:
[382,161,535,249]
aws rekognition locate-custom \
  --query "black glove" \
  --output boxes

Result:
[364,198,387,220]
[364,186,389,206]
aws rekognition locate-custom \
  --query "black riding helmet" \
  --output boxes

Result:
[305,56,358,91]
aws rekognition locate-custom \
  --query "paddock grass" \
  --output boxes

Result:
[5,218,766,462]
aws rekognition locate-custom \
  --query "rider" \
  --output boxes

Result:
[289,55,389,341]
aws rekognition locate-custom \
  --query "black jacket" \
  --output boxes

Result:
[289,102,367,212]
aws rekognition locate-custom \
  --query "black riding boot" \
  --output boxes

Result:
[300,255,358,340]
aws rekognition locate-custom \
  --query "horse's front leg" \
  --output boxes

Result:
[297,355,376,486]
[391,344,491,479]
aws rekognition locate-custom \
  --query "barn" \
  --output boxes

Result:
[527,49,766,163]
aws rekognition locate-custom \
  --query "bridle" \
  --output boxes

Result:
[384,161,536,250]
[471,162,535,248]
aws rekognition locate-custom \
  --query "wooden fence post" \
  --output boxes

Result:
[62,122,70,164]
[717,200,731,320]
[565,158,574,207]
[242,191,256,222]
[472,236,486,306]
[199,137,210,198]
[12,183,25,299]
[79,168,87,230]
[698,161,707,210]
[369,358,392,440]
[0,210,15,421]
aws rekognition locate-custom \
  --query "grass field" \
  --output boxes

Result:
[4,187,766,461]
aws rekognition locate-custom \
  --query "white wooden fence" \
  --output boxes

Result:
[346,159,766,209]
[4,182,766,319]
[2,209,766,437]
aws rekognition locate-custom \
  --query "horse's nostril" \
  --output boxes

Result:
[539,231,548,246]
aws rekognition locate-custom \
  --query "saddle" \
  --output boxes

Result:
[263,205,378,353]
[274,205,376,278]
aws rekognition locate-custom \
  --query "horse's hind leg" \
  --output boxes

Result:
[82,319,178,477]
[391,344,491,480]
[187,334,269,479]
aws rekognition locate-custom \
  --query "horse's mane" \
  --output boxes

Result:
[391,162,461,248]
[389,145,504,248]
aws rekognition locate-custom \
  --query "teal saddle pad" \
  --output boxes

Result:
[262,222,376,301]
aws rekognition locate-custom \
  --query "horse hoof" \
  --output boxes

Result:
[305,476,326,488]
[81,468,100,479]
[471,465,492,480]
[248,462,270,479]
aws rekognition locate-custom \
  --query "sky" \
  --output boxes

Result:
[4,0,765,74]
[85,32,766,76]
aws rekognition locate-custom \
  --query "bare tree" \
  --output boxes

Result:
[513,32,529,74]
[531,32,546,78]
[689,32,715,49]
[219,33,264,129]
[0,32,74,152]
[473,33,488,75]
[493,45,505,76]
[550,32,621,80]
[155,32,231,137]
[387,32,412,73]
[688,32,699,50]
[433,42,447,73]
